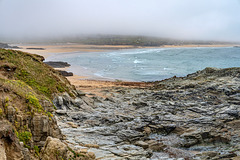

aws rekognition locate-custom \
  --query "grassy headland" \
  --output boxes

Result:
[0,48,79,159]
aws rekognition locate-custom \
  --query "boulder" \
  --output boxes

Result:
[32,116,49,142]
[40,137,68,160]
[6,106,16,122]
[32,115,62,143]
[135,141,149,149]
[40,137,95,160]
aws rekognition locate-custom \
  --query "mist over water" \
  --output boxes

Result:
[47,47,240,81]
[0,0,240,42]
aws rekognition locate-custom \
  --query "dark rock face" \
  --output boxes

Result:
[0,43,10,49]
[44,61,71,68]
[57,70,73,77]
[0,43,19,49]
[44,61,73,76]
[26,48,45,50]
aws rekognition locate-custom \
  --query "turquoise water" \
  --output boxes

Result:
[47,47,240,81]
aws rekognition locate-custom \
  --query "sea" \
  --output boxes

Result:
[46,47,240,82]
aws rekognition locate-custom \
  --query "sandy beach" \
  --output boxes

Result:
[15,43,137,58]
[16,43,234,59]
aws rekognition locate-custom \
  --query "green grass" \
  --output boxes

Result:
[26,93,43,112]
[0,49,75,98]
[1,79,47,114]
[0,48,77,117]
[0,48,78,156]
[16,130,32,146]
[34,145,40,157]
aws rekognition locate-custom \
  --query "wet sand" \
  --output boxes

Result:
[67,76,153,97]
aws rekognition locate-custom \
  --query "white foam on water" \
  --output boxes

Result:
[163,67,174,70]
[45,47,240,82]
[133,59,142,64]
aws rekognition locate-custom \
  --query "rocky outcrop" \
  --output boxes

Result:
[44,61,71,68]
[0,43,19,49]
[26,48,45,50]
[0,43,10,49]
[0,49,87,159]
[40,137,95,160]
[3,103,62,147]
[57,70,74,77]
[32,115,62,143]
[0,120,34,160]
[40,137,68,160]
[54,67,240,159]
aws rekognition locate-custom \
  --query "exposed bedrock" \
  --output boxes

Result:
[53,67,240,159]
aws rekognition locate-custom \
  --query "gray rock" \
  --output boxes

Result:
[54,68,240,159]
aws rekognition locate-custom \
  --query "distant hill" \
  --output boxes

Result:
[4,35,237,46]
[38,35,236,46]
[76,35,234,46]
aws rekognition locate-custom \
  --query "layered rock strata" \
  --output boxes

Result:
[54,67,240,159]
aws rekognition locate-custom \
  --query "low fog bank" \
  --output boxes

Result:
[0,0,240,43]
[1,35,239,45]
[2,35,238,47]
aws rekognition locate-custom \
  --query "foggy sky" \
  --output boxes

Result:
[0,0,240,42]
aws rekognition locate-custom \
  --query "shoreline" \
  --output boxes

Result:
[15,43,235,59]
[13,43,238,94]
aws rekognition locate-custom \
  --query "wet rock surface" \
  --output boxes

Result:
[54,67,240,159]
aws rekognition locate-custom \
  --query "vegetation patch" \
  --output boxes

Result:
[0,48,78,158]
[0,108,3,117]
[0,48,75,99]
[16,130,32,147]
[34,145,40,157]
[67,146,85,159]
[26,93,43,112]
[3,79,46,113]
